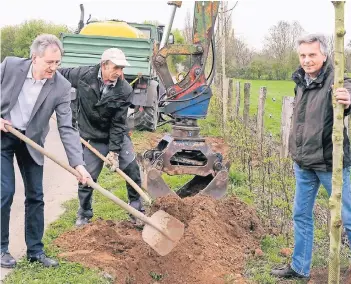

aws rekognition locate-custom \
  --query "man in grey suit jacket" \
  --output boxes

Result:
[0,34,91,268]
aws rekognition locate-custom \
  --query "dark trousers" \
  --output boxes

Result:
[77,137,142,219]
[1,132,44,256]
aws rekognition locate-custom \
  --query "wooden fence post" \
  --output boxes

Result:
[257,87,267,143]
[222,78,229,133]
[228,79,234,121]
[235,81,241,119]
[243,83,251,126]
[280,96,294,158]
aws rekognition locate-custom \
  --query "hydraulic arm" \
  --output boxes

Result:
[143,1,229,199]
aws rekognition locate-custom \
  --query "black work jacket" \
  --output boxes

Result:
[289,59,351,171]
[59,64,133,153]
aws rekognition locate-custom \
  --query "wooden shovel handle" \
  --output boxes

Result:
[5,125,173,241]
[50,116,151,204]
[79,138,151,204]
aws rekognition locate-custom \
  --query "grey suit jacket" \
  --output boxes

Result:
[1,57,84,167]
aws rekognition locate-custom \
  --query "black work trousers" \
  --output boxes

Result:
[77,135,142,219]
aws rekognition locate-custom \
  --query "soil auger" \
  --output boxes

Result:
[141,1,229,200]
[5,124,184,256]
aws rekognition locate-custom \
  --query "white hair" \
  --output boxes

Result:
[297,34,328,56]
[30,34,63,57]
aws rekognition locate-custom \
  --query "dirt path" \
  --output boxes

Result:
[0,119,79,281]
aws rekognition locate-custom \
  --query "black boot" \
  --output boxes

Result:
[1,251,16,268]
[271,264,309,279]
[75,216,90,227]
[129,199,145,227]
[28,253,59,268]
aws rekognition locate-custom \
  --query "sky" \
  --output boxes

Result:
[1,0,351,51]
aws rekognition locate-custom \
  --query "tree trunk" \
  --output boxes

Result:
[328,2,345,283]
[221,1,227,133]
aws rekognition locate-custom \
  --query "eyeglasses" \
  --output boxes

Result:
[45,60,61,67]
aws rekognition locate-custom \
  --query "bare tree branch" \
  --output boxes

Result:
[219,1,238,14]
[263,21,304,62]
[326,34,335,60]
[182,8,192,44]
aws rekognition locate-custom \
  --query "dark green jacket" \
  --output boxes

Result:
[59,64,133,153]
[289,59,351,171]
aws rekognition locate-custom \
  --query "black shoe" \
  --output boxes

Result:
[28,253,59,268]
[129,214,145,228]
[128,200,145,228]
[129,199,145,212]
[75,216,90,227]
[271,264,309,279]
[1,251,16,268]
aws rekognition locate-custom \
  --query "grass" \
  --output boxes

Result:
[163,173,194,191]
[149,271,165,281]
[198,114,223,137]
[3,165,194,283]
[4,168,128,284]
[245,235,288,284]
[236,79,295,137]
[243,180,350,283]
[227,168,255,205]
[4,259,110,284]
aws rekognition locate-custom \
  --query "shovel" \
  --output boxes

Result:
[79,136,152,205]
[5,125,185,256]
[50,116,152,205]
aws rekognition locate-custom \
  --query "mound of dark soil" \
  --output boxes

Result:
[55,195,265,284]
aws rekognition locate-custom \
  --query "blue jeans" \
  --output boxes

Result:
[1,132,45,257]
[291,163,351,277]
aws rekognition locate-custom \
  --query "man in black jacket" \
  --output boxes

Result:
[59,48,143,226]
[271,34,351,280]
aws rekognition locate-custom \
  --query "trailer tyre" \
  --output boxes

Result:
[133,104,158,132]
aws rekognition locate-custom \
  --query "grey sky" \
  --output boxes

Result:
[1,0,350,51]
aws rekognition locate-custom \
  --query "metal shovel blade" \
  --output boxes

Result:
[142,210,185,256]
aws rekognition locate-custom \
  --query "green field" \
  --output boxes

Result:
[235,79,295,137]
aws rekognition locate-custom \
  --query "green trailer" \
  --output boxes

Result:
[60,21,166,131]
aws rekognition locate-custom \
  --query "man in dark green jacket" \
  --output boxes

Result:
[271,34,351,279]
[59,48,144,226]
